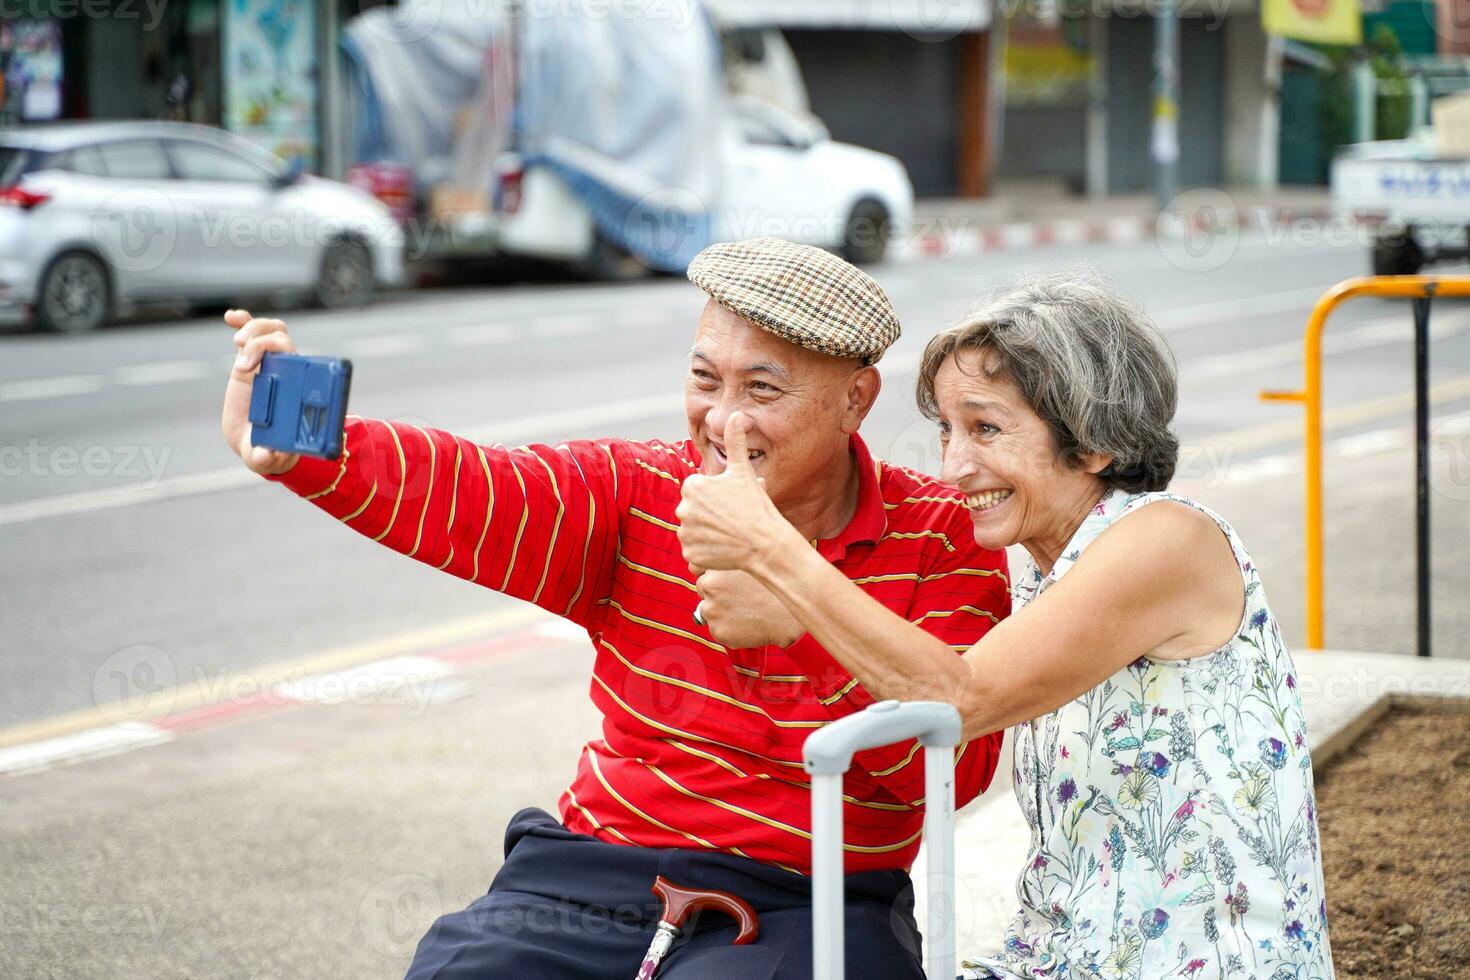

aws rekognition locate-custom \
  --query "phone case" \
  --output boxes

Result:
[248,351,353,460]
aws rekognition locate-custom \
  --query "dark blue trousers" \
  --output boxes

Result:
[404,807,925,979]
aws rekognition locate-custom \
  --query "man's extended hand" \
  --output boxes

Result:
[693,569,805,649]
[221,309,302,476]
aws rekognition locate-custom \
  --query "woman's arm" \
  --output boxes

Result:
[678,414,1238,741]
[749,503,1227,740]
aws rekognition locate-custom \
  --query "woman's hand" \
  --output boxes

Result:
[676,412,796,573]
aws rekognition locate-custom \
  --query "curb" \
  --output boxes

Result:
[898,206,1344,260]
[0,616,576,779]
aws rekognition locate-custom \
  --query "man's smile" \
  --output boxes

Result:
[708,441,766,470]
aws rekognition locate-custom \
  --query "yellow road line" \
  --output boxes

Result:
[0,605,552,750]
[1189,373,1470,456]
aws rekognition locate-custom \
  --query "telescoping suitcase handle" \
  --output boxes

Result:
[803,700,963,980]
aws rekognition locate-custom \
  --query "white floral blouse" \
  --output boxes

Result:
[963,489,1334,980]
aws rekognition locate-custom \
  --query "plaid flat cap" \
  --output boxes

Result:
[686,238,901,364]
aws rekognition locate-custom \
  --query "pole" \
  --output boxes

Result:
[810,772,844,980]
[1151,0,1180,208]
[1353,55,1376,144]
[922,745,957,980]
[1409,71,1429,133]
[1413,291,1434,657]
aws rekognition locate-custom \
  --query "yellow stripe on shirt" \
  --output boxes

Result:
[469,444,495,584]
[500,455,530,593]
[599,640,825,729]
[913,605,1001,626]
[436,443,464,571]
[528,451,566,605]
[406,424,437,558]
[372,420,409,543]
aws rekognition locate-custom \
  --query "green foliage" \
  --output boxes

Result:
[1318,23,1413,152]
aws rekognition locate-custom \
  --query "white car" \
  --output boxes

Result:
[0,121,406,332]
[716,96,912,265]
[427,97,913,279]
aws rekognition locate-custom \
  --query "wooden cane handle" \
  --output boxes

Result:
[651,876,759,944]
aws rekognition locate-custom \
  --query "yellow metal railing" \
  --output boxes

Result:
[1260,275,1470,653]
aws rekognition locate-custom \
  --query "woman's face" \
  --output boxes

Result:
[933,349,1107,559]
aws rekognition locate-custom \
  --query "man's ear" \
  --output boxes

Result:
[841,365,882,434]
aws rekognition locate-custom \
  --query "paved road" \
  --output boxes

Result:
[2,233,1469,977]
[4,232,1468,729]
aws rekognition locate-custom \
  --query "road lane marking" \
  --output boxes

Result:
[343,334,426,358]
[1187,312,1470,380]
[0,722,174,777]
[1217,454,1297,485]
[446,324,516,347]
[531,314,599,338]
[0,374,105,402]
[1155,287,1332,333]
[1335,429,1406,458]
[0,604,552,753]
[0,392,684,527]
[112,360,212,386]
[1185,373,1470,457]
[5,373,1470,529]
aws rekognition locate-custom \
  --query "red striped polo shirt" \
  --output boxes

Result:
[267,415,1010,874]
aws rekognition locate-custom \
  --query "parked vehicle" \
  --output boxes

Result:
[0,121,406,333]
[1331,136,1470,276]
[375,96,912,279]
[718,95,911,266]
[339,4,912,280]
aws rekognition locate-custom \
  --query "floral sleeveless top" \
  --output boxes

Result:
[963,489,1334,980]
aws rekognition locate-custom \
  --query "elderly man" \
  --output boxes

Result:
[220,238,1009,978]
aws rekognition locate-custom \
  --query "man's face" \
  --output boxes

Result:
[685,300,875,514]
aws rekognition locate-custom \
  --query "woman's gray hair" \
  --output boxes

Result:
[915,269,1180,493]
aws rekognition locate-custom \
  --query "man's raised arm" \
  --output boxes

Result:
[222,310,626,627]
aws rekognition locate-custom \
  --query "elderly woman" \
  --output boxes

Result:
[676,272,1334,979]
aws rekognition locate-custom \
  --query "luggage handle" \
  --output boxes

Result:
[803,700,963,980]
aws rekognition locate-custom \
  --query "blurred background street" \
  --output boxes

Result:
[5,0,1470,975]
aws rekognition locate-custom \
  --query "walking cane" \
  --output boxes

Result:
[635,875,759,979]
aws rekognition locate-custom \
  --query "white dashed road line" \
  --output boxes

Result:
[342,334,427,359]
[111,359,212,386]
[0,374,106,402]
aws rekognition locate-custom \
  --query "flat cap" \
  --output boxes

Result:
[687,238,901,364]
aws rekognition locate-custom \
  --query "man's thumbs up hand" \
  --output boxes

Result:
[677,412,789,574]
[721,412,759,482]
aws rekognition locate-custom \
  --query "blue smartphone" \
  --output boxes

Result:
[248,352,353,460]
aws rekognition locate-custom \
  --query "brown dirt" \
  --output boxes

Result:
[1316,702,1470,978]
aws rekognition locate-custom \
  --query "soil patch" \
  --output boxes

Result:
[1317,701,1470,978]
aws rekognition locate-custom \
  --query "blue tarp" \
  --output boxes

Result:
[342,0,723,272]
